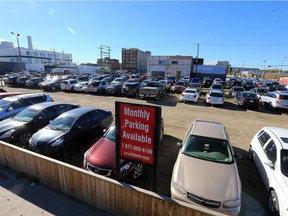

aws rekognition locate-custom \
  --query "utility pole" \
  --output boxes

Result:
[195,43,199,76]
[98,45,112,73]
[11,32,23,72]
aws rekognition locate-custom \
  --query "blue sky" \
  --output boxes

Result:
[1,1,288,70]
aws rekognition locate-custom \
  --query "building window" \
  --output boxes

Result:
[159,60,165,64]
[171,61,178,65]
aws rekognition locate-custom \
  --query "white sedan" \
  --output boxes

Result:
[179,88,200,103]
[248,127,288,216]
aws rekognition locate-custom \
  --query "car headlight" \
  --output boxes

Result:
[120,162,132,172]
[0,129,16,139]
[173,182,186,195]
[50,138,64,147]
[223,198,241,208]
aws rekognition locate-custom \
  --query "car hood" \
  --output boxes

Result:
[0,118,26,133]
[175,154,241,201]
[86,138,115,168]
[31,127,65,145]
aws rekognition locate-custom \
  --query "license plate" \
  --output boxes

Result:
[145,94,150,97]
[249,100,254,103]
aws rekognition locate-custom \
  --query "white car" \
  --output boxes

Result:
[260,91,288,110]
[180,88,200,103]
[171,119,242,215]
[73,81,89,93]
[60,79,78,91]
[248,127,288,216]
[205,90,225,105]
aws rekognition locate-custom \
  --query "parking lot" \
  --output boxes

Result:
[3,86,288,215]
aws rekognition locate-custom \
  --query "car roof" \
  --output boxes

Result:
[190,119,227,140]
[209,89,223,94]
[27,102,79,111]
[58,107,97,118]
[264,127,288,149]
[2,93,49,102]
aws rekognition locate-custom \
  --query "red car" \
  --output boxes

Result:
[83,122,164,179]
[83,125,143,179]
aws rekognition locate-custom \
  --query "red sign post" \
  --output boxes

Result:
[115,102,161,192]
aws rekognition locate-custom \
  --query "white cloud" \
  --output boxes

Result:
[67,26,76,36]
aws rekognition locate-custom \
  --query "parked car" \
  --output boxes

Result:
[121,82,141,97]
[5,75,18,87]
[29,107,113,156]
[171,119,242,215]
[0,102,79,145]
[205,90,224,105]
[40,76,63,91]
[173,81,187,93]
[179,88,200,103]
[105,83,123,96]
[73,81,89,93]
[201,77,212,88]
[260,91,288,110]
[228,80,242,89]
[83,120,164,179]
[139,81,165,100]
[86,80,109,94]
[26,77,44,88]
[16,76,30,87]
[0,93,54,121]
[234,92,260,109]
[60,79,78,91]
[229,86,245,97]
[209,83,225,94]
[248,127,288,216]
[250,87,268,98]
[242,81,255,91]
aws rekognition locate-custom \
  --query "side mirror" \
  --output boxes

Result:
[234,153,242,159]
[263,160,274,169]
[177,142,183,148]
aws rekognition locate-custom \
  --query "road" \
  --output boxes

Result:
[3,86,288,215]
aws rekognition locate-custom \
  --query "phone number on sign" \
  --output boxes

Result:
[121,143,153,155]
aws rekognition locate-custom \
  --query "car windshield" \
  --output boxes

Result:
[279,94,288,100]
[185,89,196,94]
[182,135,233,164]
[243,93,257,99]
[104,125,116,142]
[175,81,185,86]
[49,115,77,131]
[212,85,222,89]
[210,92,223,97]
[281,149,288,177]
[0,99,11,112]
[234,87,244,91]
[14,108,38,122]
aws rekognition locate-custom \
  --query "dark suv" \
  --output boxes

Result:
[122,82,141,97]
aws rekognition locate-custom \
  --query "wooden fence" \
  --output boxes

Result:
[0,141,225,216]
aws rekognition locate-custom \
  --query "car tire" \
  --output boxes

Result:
[132,164,143,179]
[51,86,56,91]
[268,103,274,110]
[268,190,279,216]
[17,131,32,146]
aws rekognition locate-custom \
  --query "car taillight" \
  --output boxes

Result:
[181,93,185,96]
[207,96,210,99]
[256,100,259,103]
[276,95,280,103]
[193,95,196,98]
[242,98,247,102]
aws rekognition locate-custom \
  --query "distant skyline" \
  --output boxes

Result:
[1,1,288,70]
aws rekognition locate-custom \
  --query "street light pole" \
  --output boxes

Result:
[261,60,266,80]
[11,32,23,72]
[278,57,287,80]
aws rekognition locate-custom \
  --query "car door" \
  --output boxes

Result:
[253,130,273,188]
[72,113,94,142]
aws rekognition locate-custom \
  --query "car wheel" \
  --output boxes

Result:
[248,146,254,162]
[268,190,279,216]
[132,164,143,179]
[268,103,273,110]
[51,86,56,91]
[17,131,32,146]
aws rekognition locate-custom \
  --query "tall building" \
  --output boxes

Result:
[121,48,151,73]
[0,36,73,74]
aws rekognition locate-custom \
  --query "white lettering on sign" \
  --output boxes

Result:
[122,131,152,144]
[123,107,150,121]
[124,119,149,133]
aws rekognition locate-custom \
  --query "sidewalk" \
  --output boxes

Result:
[0,165,111,216]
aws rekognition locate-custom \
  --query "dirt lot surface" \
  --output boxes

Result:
[3,86,288,216]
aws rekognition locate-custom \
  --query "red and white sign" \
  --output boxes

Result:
[118,103,156,165]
